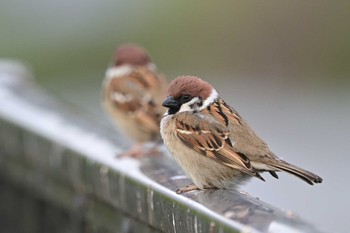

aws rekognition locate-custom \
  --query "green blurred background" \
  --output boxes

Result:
[1,1,349,232]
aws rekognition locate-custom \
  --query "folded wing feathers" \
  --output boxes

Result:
[175,116,263,180]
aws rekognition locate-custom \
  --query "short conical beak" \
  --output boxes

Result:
[162,96,181,109]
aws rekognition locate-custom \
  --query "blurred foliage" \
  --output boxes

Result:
[0,1,349,85]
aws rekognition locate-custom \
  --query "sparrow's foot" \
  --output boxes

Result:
[146,144,162,157]
[117,143,145,158]
[176,184,200,194]
[117,143,161,158]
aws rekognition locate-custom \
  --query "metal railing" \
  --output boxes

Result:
[0,60,323,233]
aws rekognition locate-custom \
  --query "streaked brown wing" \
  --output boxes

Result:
[107,67,166,133]
[201,98,272,158]
[201,98,241,127]
[174,112,263,179]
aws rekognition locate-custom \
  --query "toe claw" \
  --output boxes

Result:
[176,184,200,194]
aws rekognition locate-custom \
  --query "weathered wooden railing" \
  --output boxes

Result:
[0,60,323,233]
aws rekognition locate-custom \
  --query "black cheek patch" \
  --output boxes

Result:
[168,107,180,115]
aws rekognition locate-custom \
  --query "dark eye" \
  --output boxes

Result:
[180,95,191,103]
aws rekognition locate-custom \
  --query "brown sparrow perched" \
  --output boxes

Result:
[102,44,168,157]
[160,76,322,194]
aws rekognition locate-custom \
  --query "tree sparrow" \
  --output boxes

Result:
[160,76,322,194]
[102,44,168,157]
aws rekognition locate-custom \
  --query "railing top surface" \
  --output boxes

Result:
[0,60,323,233]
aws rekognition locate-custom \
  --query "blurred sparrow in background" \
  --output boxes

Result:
[160,76,322,194]
[102,44,168,157]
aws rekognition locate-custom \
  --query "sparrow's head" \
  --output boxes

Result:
[163,76,218,115]
[114,44,151,66]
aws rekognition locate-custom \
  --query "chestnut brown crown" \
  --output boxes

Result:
[167,76,213,100]
[114,44,151,66]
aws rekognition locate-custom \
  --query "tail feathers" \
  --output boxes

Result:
[270,161,323,185]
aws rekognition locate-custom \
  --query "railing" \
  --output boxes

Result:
[0,60,323,233]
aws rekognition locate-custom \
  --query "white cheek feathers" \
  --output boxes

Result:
[199,89,218,111]
[176,89,218,113]
[105,65,133,80]
[178,97,200,113]
[105,63,156,80]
